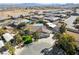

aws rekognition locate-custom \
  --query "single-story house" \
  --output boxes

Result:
[44,17,60,22]
[46,23,59,33]
[0,40,4,49]
[2,33,14,42]
[46,23,56,28]
[38,32,50,39]
[26,24,45,32]
[2,33,16,46]
[0,40,7,54]
[54,14,67,18]
[11,19,32,26]
[11,15,20,19]
[31,15,43,18]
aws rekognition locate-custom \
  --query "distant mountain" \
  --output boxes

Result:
[0,3,79,9]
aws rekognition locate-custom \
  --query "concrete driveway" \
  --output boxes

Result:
[16,34,56,55]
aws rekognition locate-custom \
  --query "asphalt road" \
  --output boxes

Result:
[64,16,78,29]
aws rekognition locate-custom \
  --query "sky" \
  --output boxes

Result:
[0,0,79,4]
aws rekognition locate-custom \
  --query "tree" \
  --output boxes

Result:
[5,42,15,55]
[57,33,77,55]
[32,31,39,41]
[59,23,67,34]
[20,15,24,18]
[74,24,79,31]
[24,29,30,35]
[15,33,23,45]
[54,22,77,55]
[22,35,32,44]
[10,16,14,20]
[36,20,47,25]
[0,28,5,36]
[53,33,62,40]
[8,45,15,55]
[17,22,26,29]
[73,17,79,24]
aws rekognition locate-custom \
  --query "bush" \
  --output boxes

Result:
[59,23,67,34]
[15,34,23,45]
[73,17,79,24]
[58,33,77,55]
[36,20,46,24]
[32,32,39,41]
[22,35,32,44]
[5,42,15,55]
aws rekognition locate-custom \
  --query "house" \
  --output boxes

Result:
[2,33,16,46]
[44,17,60,22]
[11,15,20,19]
[26,24,44,32]
[31,15,43,19]
[46,23,59,33]
[46,23,56,28]
[10,19,32,28]
[0,17,10,21]
[0,40,7,54]
[2,33,14,42]
[0,40,4,48]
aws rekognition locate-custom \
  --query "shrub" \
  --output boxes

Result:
[32,32,39,41]
[59,23,67,34]
[58,33,77,55]
[15,34,23,45]
[22,35,32,44]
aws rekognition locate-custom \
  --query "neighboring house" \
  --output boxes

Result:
[44,17,60,22]
[2,33,14,42]
[0,40,4,49]
[13,19,32,26]
[54,14,67,18]
[26,24,44,32]
[2,33,16,46]
[46,23,57,28]
[0,40,7,54]
[46,23,59,33]
[9,19,32,29]
[11,15,20,19]
[38,32,50,39]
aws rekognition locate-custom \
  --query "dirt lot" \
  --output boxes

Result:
[0,9,31,17]
[0,8,60,18]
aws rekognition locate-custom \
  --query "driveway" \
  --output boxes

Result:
[16,34,56,55]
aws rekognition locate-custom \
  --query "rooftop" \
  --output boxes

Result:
[46,23,56,28]
[0,40,4,48]
[3,33,14,42]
